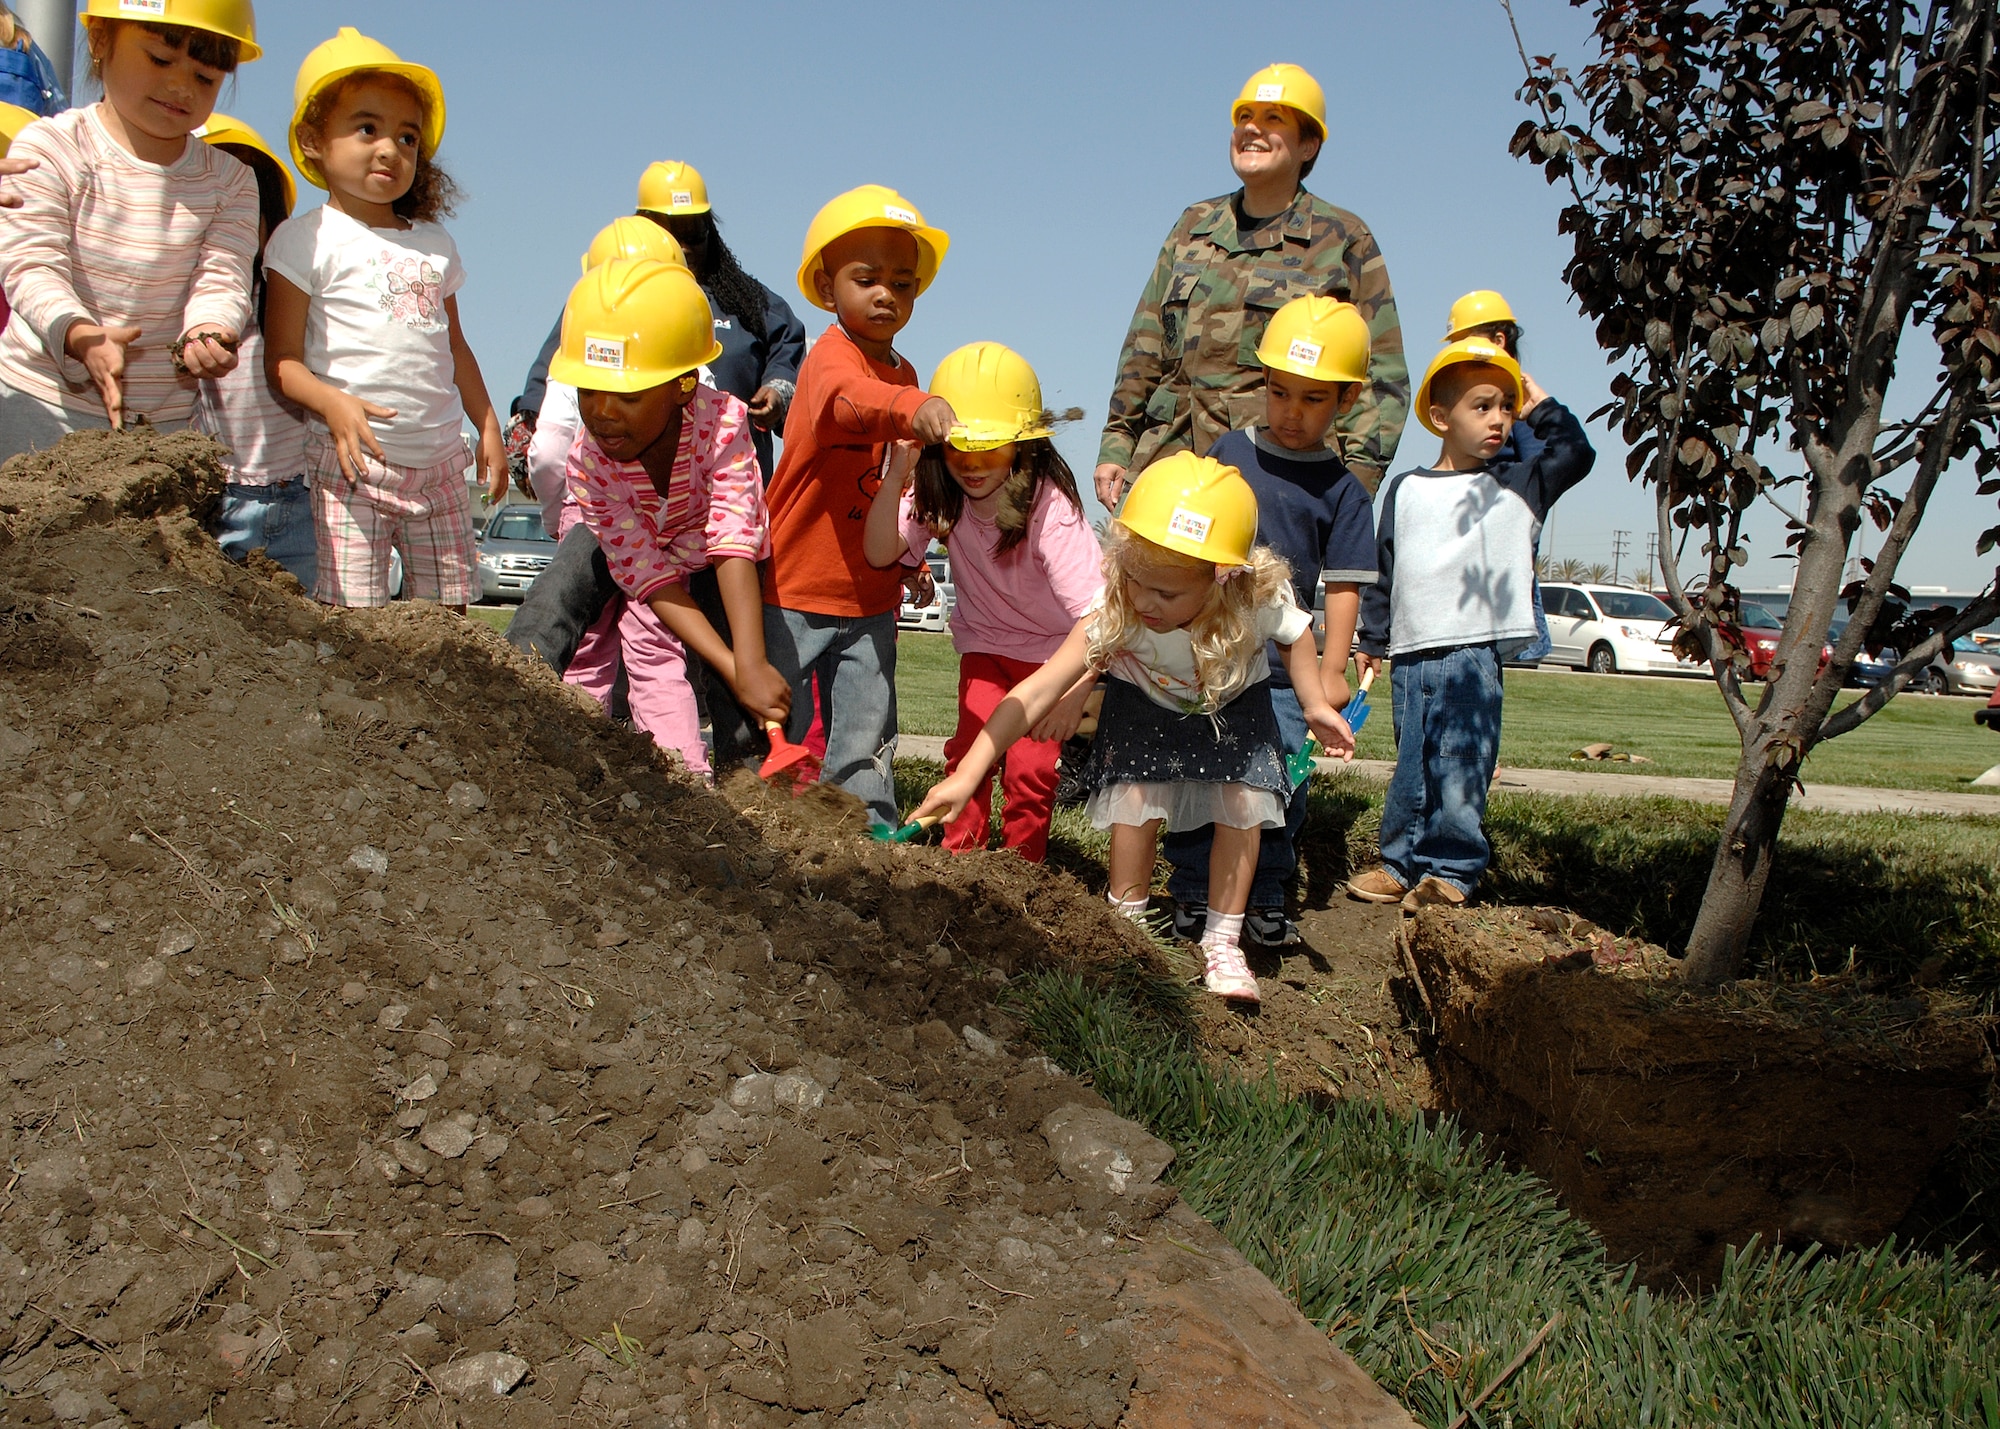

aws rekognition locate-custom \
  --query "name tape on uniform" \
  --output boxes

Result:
[1167,506,1214,545]
[583,337,627,370]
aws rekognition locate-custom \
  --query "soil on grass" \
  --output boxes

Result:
[0,431,1256,1429]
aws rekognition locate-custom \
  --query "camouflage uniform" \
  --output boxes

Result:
[1098,188,1408,493]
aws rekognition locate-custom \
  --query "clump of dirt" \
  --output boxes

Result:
[1402,904,1995,1286]
[0,432,1310,1427]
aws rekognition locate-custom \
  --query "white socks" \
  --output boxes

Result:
[1200,909,1245,952]
[1108,893,1150,921]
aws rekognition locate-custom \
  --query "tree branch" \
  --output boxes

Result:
[1820,582,2000,738]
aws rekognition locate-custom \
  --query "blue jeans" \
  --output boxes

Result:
[1379,644,1503,894]
[764,607,899,826]
[212,478,317,591]
[1164,684,1308,909]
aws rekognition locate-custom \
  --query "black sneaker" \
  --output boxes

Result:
[1244,908,1301,947]
[1170,900,1207,943]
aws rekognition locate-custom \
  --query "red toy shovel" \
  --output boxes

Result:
[760,721,817,780]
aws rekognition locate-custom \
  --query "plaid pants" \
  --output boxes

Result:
[308,435,477,607]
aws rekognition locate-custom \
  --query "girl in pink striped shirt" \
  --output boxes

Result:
[0,1,260,461]
[549,258,791,780]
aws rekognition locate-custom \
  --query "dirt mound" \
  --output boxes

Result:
[1403,905,1995,1286]
[0,433,1414,1428]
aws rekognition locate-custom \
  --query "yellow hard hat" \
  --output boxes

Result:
[0,101,36,157]
[289,27,446,190]
[796,184,949,312]
[194,112,295,217]
[1232,63,1326,139]
[636,160,710,216]
[80,0,261,62]
[547,257,723,395]
[1414,338,1525,436]
[580,215,687,276]
[928,343,1053,451]
[1116,452,1259,569]
[1256,296,1370,383]
[1444,290,1518,341]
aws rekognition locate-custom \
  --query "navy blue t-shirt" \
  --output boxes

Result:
[1208,427,1378,687]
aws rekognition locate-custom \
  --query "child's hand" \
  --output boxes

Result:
[730,657,793,726]
[1354,651,1383,682]
[746,384,785,430]
[0,154,38,206]
[1520,371,1548,416]
[65,323,143,428]
[323,390,396,481]
[175,325,240,380]
[911,771,977,828]
[885,438,920,492]
[902,562,935,609]
[911,396,955,445]
[1302,703,1356,762]
[1030,678,1094,744]
[477,425,509,504]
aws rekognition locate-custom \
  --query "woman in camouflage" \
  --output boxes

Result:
[1094,64,1409,506]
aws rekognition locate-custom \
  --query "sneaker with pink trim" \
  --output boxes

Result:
[1202,942,1261,1003]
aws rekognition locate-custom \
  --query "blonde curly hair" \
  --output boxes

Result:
[1087,527,1295,714]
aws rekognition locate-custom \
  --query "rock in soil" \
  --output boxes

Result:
[1402,904,1995,1286]
[0,432,1412,1427]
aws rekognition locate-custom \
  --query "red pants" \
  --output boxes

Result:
[943,651,1060,862]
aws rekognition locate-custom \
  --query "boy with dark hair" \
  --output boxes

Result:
[1348,338,1594,910]
[761,186,955,827]
[1166,296,1375,947]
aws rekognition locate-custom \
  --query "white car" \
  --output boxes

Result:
[1539,583,1700,675]
[897,554,954,633]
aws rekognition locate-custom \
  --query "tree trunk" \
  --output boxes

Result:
[1679,743,1796,986]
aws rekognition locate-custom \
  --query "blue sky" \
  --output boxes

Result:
[62,0,2000,592]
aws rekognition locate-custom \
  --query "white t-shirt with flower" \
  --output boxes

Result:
[264,205,467,467]
[1092,582,1312,714]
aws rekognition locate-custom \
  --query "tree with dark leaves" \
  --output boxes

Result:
[1510,0,2000,984]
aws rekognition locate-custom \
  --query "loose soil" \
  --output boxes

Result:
[0,432,1415,1428]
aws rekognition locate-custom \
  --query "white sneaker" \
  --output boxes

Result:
[1202,942,1261,1003]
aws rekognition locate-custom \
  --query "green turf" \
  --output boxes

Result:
[1007,969,2000,1429]
[467,605,513,636]
[894,637,2000,795]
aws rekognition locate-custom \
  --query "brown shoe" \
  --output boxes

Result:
[1401,876,1469,913]
[1346,868,1410,904]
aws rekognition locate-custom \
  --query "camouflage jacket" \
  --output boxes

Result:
[1097,188,1408,490]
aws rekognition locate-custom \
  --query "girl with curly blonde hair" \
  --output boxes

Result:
[913,453,1355,1006]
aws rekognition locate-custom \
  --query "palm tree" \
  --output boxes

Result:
[1546,557,1589,581]
[1583,562,1615,584]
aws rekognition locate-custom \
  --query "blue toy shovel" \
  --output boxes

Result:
[1342,666,1377,736]
[1286,668,1377,788]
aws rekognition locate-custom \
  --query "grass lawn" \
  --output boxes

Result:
[895,634,2000,795]
[467,604,514,636]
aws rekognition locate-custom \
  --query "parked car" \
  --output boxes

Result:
[475,504,556,603]
[1850,636,2000,696]
[897,553,954,633]
[1538,583,1701,674]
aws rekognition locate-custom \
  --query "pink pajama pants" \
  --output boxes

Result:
[564,596,709,777]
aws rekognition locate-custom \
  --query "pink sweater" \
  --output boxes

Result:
[0,107,256,424]
[565,385,770,604]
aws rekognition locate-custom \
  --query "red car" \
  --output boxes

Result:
[1726,602,1833,680]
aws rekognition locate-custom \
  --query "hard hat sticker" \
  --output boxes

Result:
[583,337,627,370]
[670,192,695,208]
[1287,338,1324,366]
[882,206,919,225]
[1167,507,1214,545]
[119,0,168,13]
[1255,82,1285,101]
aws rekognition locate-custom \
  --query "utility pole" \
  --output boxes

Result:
[1610,529,1630,586]
[1644,531,1658,588]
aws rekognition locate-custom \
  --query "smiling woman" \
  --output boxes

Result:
[1094,63,1410,508]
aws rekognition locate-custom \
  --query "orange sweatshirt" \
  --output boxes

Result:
[762,323,931,617]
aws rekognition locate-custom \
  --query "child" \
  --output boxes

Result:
[0,0,259,462]
[762,185,956,828]
[264,27,507,611]
[913,453,1354,1005]
[1445,290,1551,664]
[1164,296,1378,948]
[191,115,316,590]
[549,256,789,778]
[862,341,1103,862]
[1348,338,1594,910]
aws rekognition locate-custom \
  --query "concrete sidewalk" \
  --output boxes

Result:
[894,735,2000,819]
